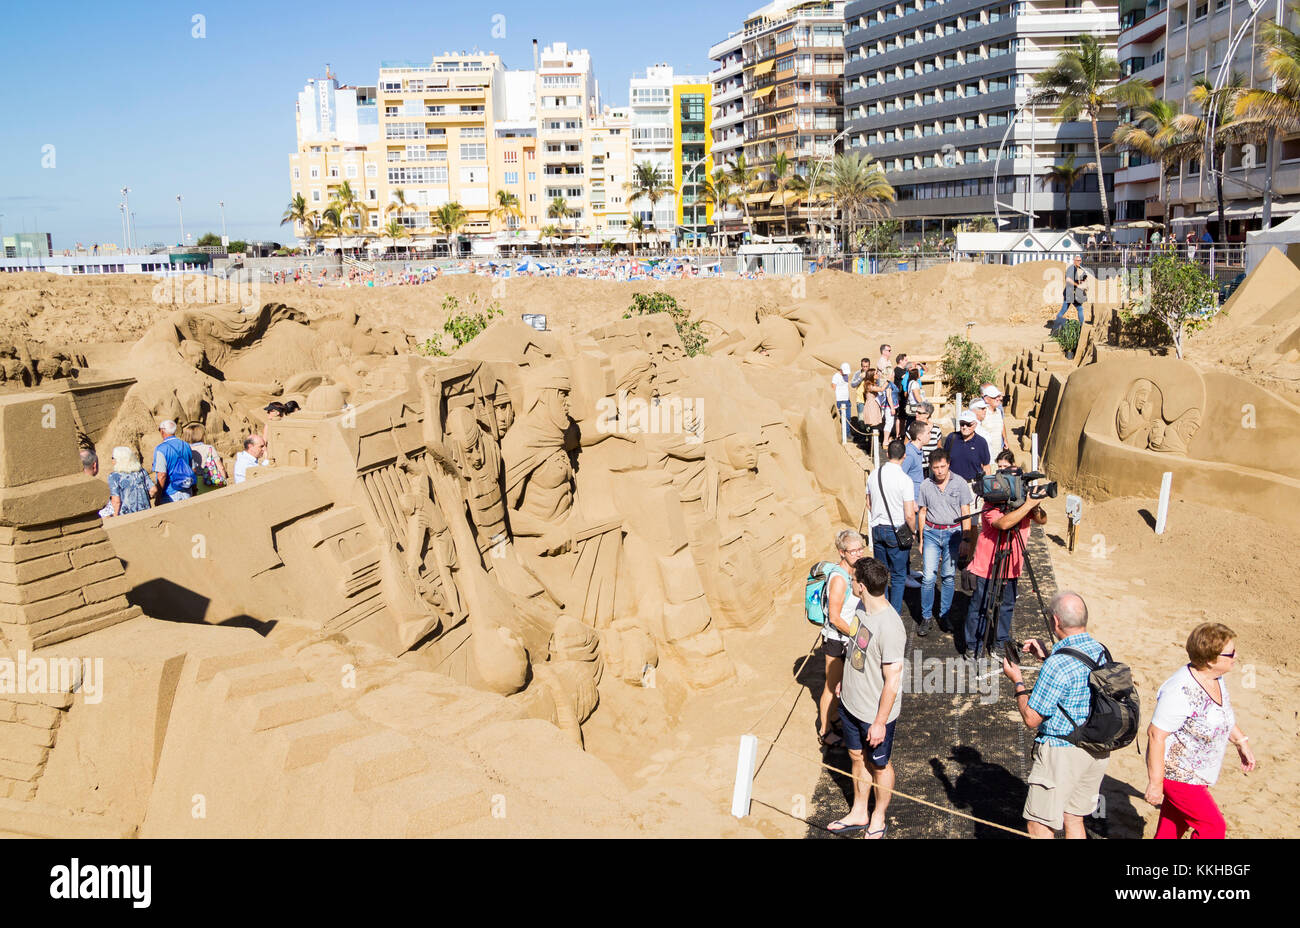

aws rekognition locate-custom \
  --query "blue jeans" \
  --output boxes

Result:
[964,573,1017,658]
[1054,301,1083,325]
[871,525,910,615]
[921,526,962,620]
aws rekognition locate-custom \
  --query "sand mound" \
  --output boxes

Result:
[1186,248,1300,401]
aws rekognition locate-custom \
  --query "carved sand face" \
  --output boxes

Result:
[545,388,571,431]
[726,436,758,472]
[493,398,514,438]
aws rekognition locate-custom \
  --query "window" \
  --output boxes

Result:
[292,167,300,179]
[461,127,486,139]
[504,171,519,184]
[528,193,537,202]
[345,165,357,178]
[459,143,487,161]
[504,150,518,163]
[387,166,448,184]
[311,189,321,202]
[527,171,536,181]
[310,166,320,179]
[460,167,488,184]
[329,166,339,177]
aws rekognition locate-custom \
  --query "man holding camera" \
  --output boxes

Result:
[1001,592,1109,839]
[962,451,1047,661]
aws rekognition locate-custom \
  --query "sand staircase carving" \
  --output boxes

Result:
[143,641,488,836]
[1003,339,1080,454]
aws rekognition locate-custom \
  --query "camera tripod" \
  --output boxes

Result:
[969,506,1056,661]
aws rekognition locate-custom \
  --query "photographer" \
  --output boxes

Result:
[962,451,1046,661]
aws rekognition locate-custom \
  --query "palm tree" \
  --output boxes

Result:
[700,166,739,249]
[1039,155,1098,229]
[762,152,807,238]
[818,152,896,250]
[434,201,467,256]
[319,205,345,255]
[492,189,523,231]
[382,219,411,259]
[385,189,411,219]
[1111,98,1182,225]
[1236,13,1300,227]
[281,193,310,237]
[1034,34,1153,239]
[727,154,761,241]
[546,196,572,240]
[623,161,676,250]
[627,216,648,256]
[540,224,561,252]
[1164,76,1257,239]
[334,180,365,236]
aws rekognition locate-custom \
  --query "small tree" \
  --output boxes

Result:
[940,335,997,403]
[623,292,708,357]
[858,219,901,252]
[419,293,504,356]
[1124,253,1219,359]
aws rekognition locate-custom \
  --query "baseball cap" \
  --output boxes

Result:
[981,385,1002,398]
[958,411,978,425]
[841,363,851,376]
[969,398,989,411]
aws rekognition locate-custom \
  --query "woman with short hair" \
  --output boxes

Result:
[107,446,154,516]
[1145,623,1256,839]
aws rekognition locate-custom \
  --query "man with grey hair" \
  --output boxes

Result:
[1002,591,1111,838]
[151,419,196,504]
[79,448,98,477]
[818,529,867,751]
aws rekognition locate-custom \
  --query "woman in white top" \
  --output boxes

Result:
[819,530,865,751]
[1145,622,1256,839]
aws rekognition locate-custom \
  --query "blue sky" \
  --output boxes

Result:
[0,0,743,251]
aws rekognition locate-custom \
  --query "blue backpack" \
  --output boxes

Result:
[804,562,849,627]
[156,437,196,492]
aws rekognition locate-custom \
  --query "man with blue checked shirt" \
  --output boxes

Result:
[1001,592,1110,838]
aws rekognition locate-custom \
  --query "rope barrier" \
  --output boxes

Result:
[752,733,1032,838]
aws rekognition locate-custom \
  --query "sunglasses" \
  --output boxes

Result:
[960,422,975,428]
[1221,651,1236,658]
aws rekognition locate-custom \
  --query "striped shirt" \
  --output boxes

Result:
[921,424,942,471]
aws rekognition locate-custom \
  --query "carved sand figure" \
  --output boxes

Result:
[396,455,461,629]
[1116,377,1203,455]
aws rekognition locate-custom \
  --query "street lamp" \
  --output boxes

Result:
[120,187,132,252]
[806,126,852,255]
[119,203,128,254]
[993,93,1047,234]
[219,200,227,246]
[176,195,185,247]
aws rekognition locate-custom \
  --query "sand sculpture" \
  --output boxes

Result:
[1043,353,1300,531]
[0,295,874,835]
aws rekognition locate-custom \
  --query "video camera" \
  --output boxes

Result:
[977,468,1058,510]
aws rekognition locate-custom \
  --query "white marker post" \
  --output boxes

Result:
[1155,471,1173,535]
[1031,433,1039,472]
[955,392,963,428]
[731,734,759,818]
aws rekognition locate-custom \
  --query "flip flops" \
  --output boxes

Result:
[865,825,888,839]
[827,820,870,835]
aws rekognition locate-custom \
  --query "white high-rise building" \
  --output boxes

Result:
[537,42,600,234]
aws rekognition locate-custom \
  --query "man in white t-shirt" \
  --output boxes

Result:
[233,434,267,484]
[979,384,1009,453]
[866,439,916,615]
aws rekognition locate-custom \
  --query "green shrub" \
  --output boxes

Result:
[1113,304,1172,350]
[940,335,997,403]
[1051,319,1081,354]
[623,292,709,357]
[419,293,504,356]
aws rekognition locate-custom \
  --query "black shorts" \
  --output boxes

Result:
[823,635,847,659]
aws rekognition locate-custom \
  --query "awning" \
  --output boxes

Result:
[752,59,775,77]
[752,85,776,100]
[745,193,771,205]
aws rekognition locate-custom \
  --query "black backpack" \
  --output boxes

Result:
[1044,646,1140,754]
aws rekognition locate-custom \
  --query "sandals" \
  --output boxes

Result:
[865,825,888,839]
[827,820,869,835]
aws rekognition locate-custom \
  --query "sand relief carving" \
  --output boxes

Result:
[1116,378,1203,455]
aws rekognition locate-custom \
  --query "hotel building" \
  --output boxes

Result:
[842,0,1120,232]
[1113,0,1300,236]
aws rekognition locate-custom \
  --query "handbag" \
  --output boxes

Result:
[876,467,915,548]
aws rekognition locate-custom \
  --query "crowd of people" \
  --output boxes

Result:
[820,356,1254,840]
[83,401,302,518]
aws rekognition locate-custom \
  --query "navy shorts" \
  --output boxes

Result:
[838,704,897,768]
[823,635,847,659]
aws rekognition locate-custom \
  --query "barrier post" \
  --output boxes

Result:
[1031,433,1039,472]
[1155,472,1173,535]
[731,734,760,818]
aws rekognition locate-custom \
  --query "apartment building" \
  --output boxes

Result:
[288,68,383,244]
[536,42,600,237]
[588,106,635,238]
[708,32,748,236]
[729,0,847,237]
[675,82,715,243]
[1113,0,1300,236]
[843,0,1120,232]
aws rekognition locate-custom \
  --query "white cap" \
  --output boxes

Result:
[958,411,978,424]
[841,363,851,376]
[969,398,989,410]
[981,385,1002,398]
